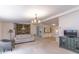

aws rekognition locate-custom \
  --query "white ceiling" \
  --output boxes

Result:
[42,18,59,26]
[0,5,78,23]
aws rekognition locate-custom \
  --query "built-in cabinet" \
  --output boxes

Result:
[59,37,79,53]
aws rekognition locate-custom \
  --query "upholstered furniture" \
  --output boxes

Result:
[15,35,34,44]
[0,39,15,52]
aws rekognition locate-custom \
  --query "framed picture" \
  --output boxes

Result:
[44,26,51,33]
[15,24,30,35]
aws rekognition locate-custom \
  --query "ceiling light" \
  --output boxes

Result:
[32,14,41,24]
[55,29,58,33]
[33,19,37,23]
[52,24,55,26]
[32,20,33,23]
[38,20,41,23]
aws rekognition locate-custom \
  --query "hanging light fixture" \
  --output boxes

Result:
[32,14,41,24]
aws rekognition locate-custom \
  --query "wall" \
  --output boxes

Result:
[1,22,15,39]
[0,22,34,43]
[31,24,37,36]
[42,25,52,38]
[15,23,33,43]
[59,10,79,36]
[0,22,15,40]
[42,24,58,39]
[0,22,2,40]
[31,23,43,39]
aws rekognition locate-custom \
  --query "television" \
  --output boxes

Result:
[64,30,77,37]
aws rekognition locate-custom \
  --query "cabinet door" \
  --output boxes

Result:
[70,38,75,49]
[67,38,70,49]
[62,38,67,48]
[75,38,79,49]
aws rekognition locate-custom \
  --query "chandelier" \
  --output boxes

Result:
[32,14,40,24]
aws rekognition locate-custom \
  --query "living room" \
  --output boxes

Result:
[0,5,79,54]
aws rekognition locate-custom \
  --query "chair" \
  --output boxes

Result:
[0,39,15,52]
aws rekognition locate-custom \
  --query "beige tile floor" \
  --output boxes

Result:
[5,37,76,54]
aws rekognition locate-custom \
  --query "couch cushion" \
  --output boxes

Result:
[15,35,34,43]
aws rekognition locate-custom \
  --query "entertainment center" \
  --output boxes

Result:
[59,30,79,53]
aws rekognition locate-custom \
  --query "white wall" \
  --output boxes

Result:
[31,24,37,36]
[0,22,2,40]
[1,22,15,39]
[59,10,79,36]
[0,22,15,40]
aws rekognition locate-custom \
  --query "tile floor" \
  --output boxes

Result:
[5,37,76,54]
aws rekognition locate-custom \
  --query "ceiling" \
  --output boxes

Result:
[42,18,58,26]
[0,5,78,23]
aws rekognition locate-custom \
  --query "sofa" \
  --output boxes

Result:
[15,35,34,44]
